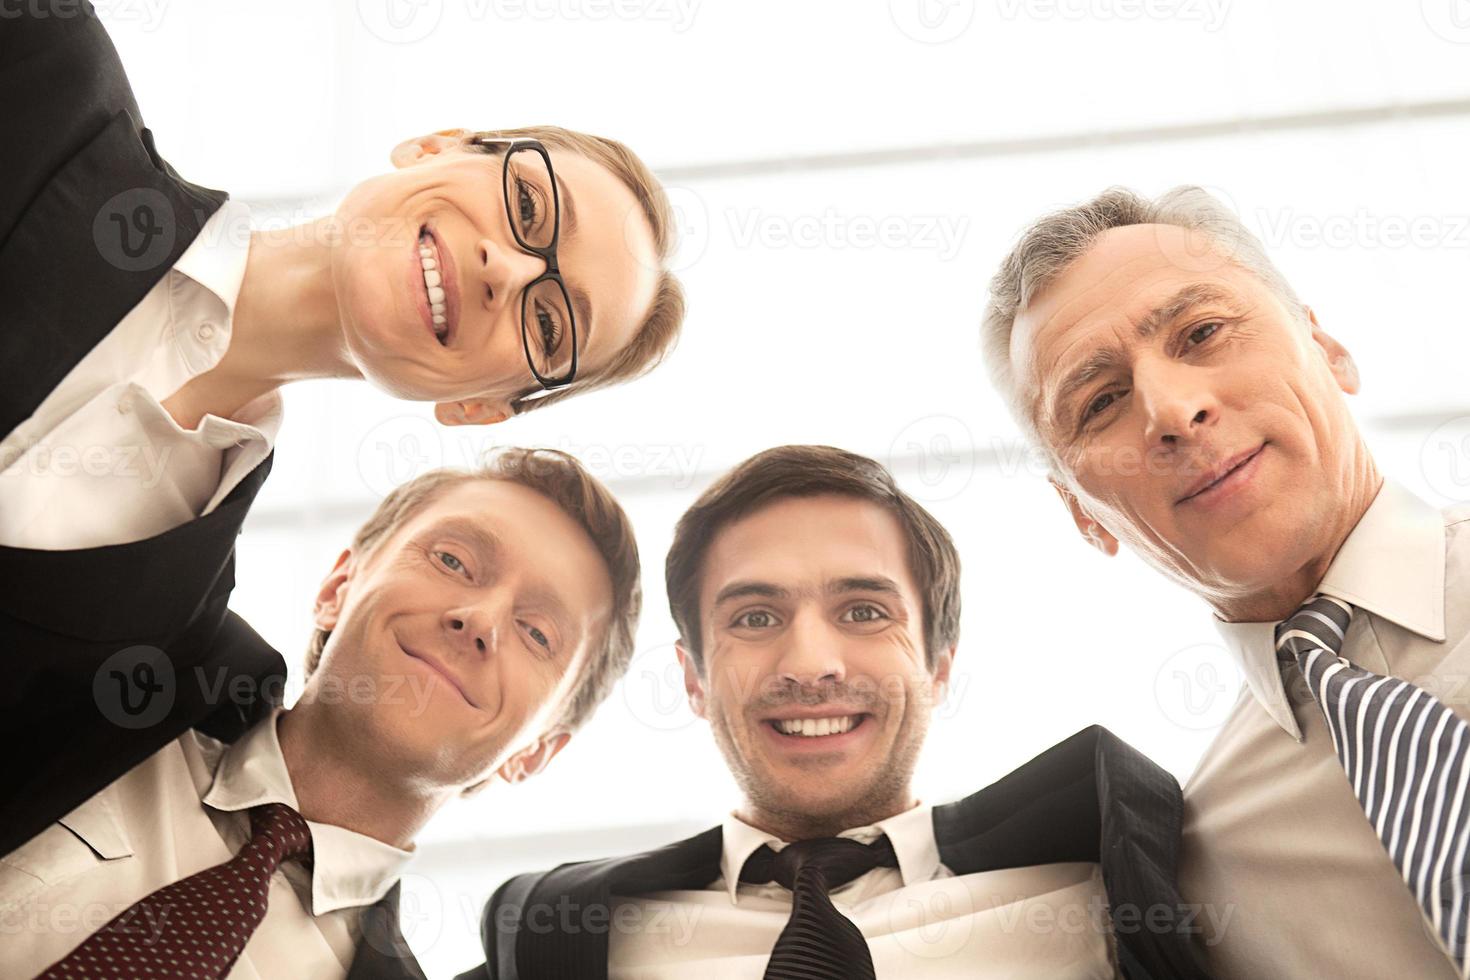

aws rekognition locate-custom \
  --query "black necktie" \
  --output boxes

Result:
[739,836,898,980]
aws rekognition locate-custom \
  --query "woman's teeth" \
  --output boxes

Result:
[774,715,858,737]
[419,234,447,341]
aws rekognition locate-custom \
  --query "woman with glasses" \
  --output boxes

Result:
[0,3,684,856]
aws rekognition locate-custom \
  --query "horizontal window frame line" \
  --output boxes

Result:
[655,97,1470,182]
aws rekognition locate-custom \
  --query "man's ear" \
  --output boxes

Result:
[494,731,571,785]
[1050,478,1119,557]
[675,641,707,720]
[434,400,511,427]
[929,644,956,707]
[313,549,355,631]
[1304,306,1361,396]
[389,128,472,169]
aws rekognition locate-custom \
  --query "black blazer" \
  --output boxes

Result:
[459,726,1215,980]
[0,1,283,857]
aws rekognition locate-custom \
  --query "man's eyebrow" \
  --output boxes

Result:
[424,517,502,560]
[827,576,903,597]
[554,173,595,356]
[1049,346,1125,425]
[1135,283,1236,340]
[713,581,790,607]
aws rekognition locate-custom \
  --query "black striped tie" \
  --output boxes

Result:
[1278,594,1470,973]
[739,835,897,980]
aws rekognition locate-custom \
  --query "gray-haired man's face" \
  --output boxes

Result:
[1009,222,1365,606]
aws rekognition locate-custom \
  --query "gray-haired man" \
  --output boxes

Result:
[981,186,1470,979]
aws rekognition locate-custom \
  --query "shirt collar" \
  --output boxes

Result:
[1212,476,1448,740]
[718,802,939,906]
[171,199,251,322]
[201,709,414,916]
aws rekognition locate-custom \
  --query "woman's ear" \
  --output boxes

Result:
[435,400,511,426]
[389,128,472,169]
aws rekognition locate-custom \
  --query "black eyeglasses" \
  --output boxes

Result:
[469,136,579,390]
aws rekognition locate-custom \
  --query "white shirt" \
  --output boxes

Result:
[0,199,280,550]
[1180,478,1470,978]
[0,709,414,979]
[607,804,1117,979]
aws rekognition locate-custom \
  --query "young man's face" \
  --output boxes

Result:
[332,130,661,424]
[309,478,613,788]
[681,495,953,836]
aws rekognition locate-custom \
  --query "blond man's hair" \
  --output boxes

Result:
[468,126,686,416]
[305,448,641,734]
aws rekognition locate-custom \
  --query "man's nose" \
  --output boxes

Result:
[1137,357,1219,448]
[772,612,847,687]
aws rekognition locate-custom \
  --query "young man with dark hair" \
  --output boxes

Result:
[1,449,643,979]
[464,446,1214,979]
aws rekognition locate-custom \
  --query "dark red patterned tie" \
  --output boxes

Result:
[740,836,898,980]
[39,802,314,979]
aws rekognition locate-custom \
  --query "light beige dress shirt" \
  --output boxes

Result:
[607,803,1118,978]
[0,709,414,979]
[0,199,280,550]
[1181,477,1470,978]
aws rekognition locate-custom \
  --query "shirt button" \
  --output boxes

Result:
[198,322,217,341]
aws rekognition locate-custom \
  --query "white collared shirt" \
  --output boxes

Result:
[607,804,1117,979]
[0,199,280,550]
[0,709,413,979]
[1180,477,1470,979]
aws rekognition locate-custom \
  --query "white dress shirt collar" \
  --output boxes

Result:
[718,802,940,906]
[200,709,414,916]
[172,199,252,324]
[1212,476,1448,740]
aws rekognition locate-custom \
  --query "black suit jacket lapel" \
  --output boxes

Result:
[933,725,1211,980]
[348,882,429,980]
[0,4,228,440]
[471,827,724,980]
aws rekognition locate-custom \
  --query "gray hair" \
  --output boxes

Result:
[981,185,1308,455]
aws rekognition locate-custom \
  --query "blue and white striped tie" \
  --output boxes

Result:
[1278,594,1470,973]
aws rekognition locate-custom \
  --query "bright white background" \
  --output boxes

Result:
[100,0,1470,973]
